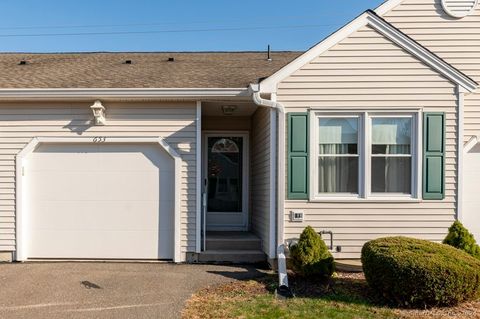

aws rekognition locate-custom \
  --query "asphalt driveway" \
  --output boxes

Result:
[0,262,266,319]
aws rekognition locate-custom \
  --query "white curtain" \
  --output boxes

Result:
[318,118,358,193]
[384,145,411,193]
[319,118,357,144]
[318,145,352,193]
[372,118,411,146]
[372,118,412,193]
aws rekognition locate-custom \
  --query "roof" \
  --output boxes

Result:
[0,52,301,89]
[259,10,478,93]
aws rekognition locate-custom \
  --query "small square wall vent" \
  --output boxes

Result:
[290,211,304,222]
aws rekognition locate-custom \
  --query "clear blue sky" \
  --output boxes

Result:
[0,0,384,52]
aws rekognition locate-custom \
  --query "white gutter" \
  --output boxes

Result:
[0,88,251,100]
[250,84,290,294]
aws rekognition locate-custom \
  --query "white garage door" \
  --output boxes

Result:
[464,142,480,242]
[24,143,174,260]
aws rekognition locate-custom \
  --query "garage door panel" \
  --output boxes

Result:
[25,143,175,260]
[30,145,99,171]
[30,171,166,201]
[95,171,162,200]
[29,229,172,259]
[97,145,173,171]
[158,200,175,231]
[30,201,166,231]
[28,171,102,201]
[159,171,175,200]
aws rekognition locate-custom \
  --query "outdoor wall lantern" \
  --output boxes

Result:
[221,105,237,116]
[90,100,106,125]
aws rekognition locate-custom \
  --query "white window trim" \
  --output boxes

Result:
[311,113,364,200]
[309,109,422,202]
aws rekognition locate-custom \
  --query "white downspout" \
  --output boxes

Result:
[251,85,290,295]
[457,85,466,222]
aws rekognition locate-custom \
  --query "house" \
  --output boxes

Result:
[0,0,479,264]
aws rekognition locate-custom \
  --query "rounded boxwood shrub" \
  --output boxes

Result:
[443,221,480,259]
[289,226,334,278]
[362,236,480,308]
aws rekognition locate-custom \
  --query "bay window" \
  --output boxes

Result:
[312,111,419,200]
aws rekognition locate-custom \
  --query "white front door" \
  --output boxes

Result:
[204,134,248,231]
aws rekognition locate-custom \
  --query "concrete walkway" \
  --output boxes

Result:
[0,262,266,319]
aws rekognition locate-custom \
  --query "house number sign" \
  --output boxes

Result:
[92,136,106,143]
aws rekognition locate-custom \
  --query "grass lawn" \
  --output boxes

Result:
[182,272,480,319]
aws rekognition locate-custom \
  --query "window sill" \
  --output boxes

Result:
[300,197,422,203]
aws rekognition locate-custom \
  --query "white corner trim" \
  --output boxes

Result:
[457,85,465,222]
[15,136,183,263]
[195,101,202,253]
[258,11,477,94]
[374,0,404,15]
[464,136,479,154]
[0,88,250,100]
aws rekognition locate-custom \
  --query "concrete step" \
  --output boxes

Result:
[206,237,262,251]
[198,250,266,264]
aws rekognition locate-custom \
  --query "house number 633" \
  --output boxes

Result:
[93,136,106,143]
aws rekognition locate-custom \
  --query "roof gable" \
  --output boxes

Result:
[375,0,405,15]
[259,10,478,93]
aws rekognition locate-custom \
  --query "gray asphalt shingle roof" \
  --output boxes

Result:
[0,52,302,88]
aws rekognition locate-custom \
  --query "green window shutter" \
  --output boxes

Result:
[423,112,445,200]
[287,113,309,199]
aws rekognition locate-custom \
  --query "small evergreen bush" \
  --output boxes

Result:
[362,236,480,308]
[443,221,480,259]
[289,226,334,278]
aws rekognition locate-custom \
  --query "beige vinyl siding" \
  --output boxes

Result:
[250,107,272,255]
[278,25,458,259]
[382,0,480,142]
[0,101,197,258]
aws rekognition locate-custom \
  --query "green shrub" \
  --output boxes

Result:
[443,221,480,259]
[289,226,334,278]
[362,236,480,308]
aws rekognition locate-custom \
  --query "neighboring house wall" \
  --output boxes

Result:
[250,107,272,255]
[0,101,197,259]
[277,25,458,258]
[382,0,480,142]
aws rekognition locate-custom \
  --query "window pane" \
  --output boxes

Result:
[319,118,358,154]
[207,136,243,212]
[372,118,411,154]
[318,144,357,155]
[318,157,358,193]
[371,157,411,193]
